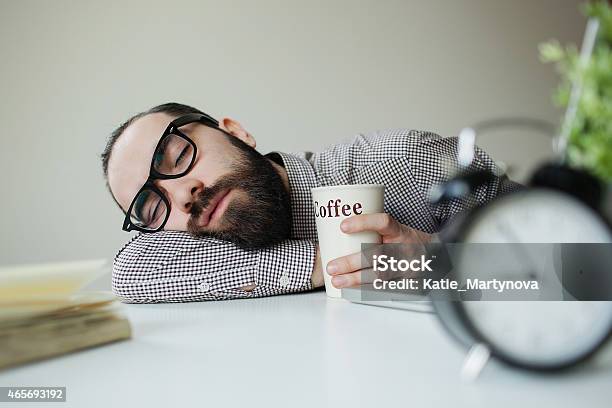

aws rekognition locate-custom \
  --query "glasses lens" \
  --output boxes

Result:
[152,134,195,176]
[129,188,168,231]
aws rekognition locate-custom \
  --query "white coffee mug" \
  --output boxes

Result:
[311,184,385,298]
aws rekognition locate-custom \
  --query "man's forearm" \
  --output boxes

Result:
[112,231,317,303]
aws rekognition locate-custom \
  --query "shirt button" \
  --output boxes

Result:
[279,274,290,288]
[198,282,211,292]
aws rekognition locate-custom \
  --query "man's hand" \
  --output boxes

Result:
[326,213,432,289]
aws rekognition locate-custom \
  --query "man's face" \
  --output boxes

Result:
[107,112,292,249]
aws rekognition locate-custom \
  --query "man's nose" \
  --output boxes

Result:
[157,178,204,215]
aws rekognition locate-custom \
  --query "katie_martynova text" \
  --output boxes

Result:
[371,254,540,293]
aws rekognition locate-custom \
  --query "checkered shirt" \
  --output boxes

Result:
[111,129,519,303]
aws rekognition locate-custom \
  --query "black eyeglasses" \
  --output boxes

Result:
[122,113,219,233]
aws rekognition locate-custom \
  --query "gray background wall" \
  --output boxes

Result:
[0,0,585,266]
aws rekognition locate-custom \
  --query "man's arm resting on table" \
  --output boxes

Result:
[111,230,323,303]
[244,248,324,290]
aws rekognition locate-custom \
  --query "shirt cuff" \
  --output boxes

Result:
[256,240,316,292]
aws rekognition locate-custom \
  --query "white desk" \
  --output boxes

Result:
[1,291,611,407]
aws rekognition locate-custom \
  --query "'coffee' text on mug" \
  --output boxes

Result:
[314,199,363,218]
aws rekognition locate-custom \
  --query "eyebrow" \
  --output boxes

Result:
[177,122,199,134]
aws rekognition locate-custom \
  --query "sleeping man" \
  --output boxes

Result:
[101,102,519,303]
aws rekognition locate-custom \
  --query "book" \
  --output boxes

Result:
[0,260,132,370]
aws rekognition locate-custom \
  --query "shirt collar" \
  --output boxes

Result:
[265,151,319,240]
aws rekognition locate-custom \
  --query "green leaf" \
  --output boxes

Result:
[544,1,612,182]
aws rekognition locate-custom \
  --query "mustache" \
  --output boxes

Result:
[189,178,235,219]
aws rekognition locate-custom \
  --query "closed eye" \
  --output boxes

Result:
[175,145,190,167]
[148,199,163,224]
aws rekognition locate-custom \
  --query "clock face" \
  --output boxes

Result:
[458,189,612,368]
[462,189,611,244]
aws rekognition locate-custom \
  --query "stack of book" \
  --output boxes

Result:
[0,259,131,369]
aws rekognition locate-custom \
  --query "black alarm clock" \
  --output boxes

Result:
[430,162,612,371]
[427,17,611,370]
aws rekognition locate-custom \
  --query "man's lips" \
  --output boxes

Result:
[197,189,232,227]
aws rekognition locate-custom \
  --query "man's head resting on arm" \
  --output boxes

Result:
[101,102,292,250]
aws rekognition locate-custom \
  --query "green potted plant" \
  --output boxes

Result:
[539,1,611,208]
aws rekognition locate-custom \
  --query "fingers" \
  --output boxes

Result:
[340,213,433,244]
[331,271,361,289]
[330,267,377,288]
[327,251,376,289]
[327,252,361,289]
[341,213,401,237]
[326,251,362,276]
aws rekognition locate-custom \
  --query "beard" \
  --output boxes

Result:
[186,135,292,249]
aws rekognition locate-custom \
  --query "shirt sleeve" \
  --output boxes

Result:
[111,231,316,303]
[405,132,523,226]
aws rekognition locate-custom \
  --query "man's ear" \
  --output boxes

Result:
[218,117,256,148]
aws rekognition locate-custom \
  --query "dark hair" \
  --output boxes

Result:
[100,102,210,210]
